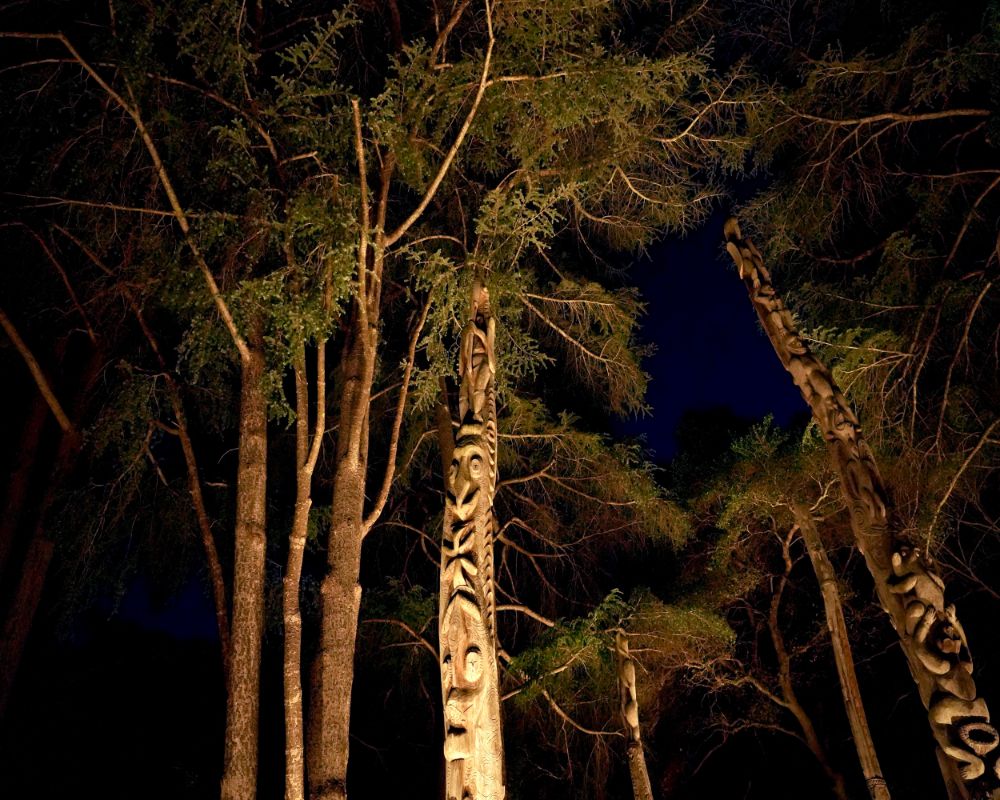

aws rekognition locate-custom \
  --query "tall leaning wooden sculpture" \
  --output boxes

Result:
[438,280,506,800]
[724,218,1000,800]
[616,631,655,800]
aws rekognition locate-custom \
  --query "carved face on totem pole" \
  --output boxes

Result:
[439,280,505,800]
[441,591,490,763]
[440,600,503,800]
[440,424,502,796]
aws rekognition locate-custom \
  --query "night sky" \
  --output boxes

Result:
[620,210,806,460]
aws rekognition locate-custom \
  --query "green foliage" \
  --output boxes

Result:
[0,2,760,796]
[363,579,436,634]
[508,589,629,707]
[730,414,789,462]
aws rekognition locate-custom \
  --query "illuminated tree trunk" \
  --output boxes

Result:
[725,218,1000,800]
[615,631,654,800]
[793,504,891,800]
[284,342,325,800]
[770,527,851,800]
[221,331,269,800]
[438,281,505,800]
[309,311,376,800]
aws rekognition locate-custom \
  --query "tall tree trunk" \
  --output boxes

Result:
[285,342,325,800]
[221,333,268,800]
[792,504,891,800]
[309,318,374,800]
[725,218,1000,800]
[438,281,505,800]
[615,631,654,800]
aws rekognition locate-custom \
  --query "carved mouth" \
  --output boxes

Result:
[443,724,471,761]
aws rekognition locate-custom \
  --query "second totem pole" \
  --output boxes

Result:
[725,218,1000,800]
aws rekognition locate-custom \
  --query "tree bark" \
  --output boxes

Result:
[438,281,505,800]
[309,319,373,800]
[725,218,1000,800]
[285,342,325,800]
[793,504,891,800]
[171,389,231,681]
[221,333,268,800]
[770,529,851,800]
[615,631,654,800]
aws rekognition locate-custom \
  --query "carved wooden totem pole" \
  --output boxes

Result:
[616,631,655,800]
[439,280,505,800]
[724,218,1000,800]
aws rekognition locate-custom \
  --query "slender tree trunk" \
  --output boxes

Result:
[725,218,1000,800]
[438,281,505,800]
[221,333,268,800]
[56,220,233,678]
[771,529,851,800]
[310,319,374,800]
[615,631,654,800]
[793,504,891,800]
[285,342,325,800]
[172,392,231,681]
[307,104,432,799]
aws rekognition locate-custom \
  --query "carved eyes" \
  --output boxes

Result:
[442,647,483,686]
[450,453,484,481]
[464,647,482,682]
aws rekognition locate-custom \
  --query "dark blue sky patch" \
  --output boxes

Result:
[617,211,806,460]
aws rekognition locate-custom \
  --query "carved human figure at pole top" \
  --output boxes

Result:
[440,278,504,800]
[724,216,1000,794]
[459,281,496,422]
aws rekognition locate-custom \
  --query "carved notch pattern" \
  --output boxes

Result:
[440,280,505,800]
[724,218,1000,795]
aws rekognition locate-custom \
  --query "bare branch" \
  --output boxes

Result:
[362,293,434,533]
[0,305,75,435]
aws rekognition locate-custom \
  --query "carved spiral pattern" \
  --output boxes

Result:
[616,631,643,744]
[724,218,1000,796]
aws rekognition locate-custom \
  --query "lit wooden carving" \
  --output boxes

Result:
[440,280,505,800]
[725,218,1000,798]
